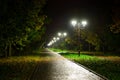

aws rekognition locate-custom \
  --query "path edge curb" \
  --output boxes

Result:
[71,60,109,80]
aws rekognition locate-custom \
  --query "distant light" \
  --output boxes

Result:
[53,37,56,40]
[71,20,77,27]
[51,40,54,44]
[81,21,87,27]
[58,32,62,36]
[57,37,60,40]
[58,32,67,37]
[63,32,67,36]
[47,44,50,46]
[47,42,52,46]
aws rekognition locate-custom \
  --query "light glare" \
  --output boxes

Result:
[63,32,67,36]
[57,37,60,40]
[81,21,87,26]
[58,32,62,36]
[71,20,77,26]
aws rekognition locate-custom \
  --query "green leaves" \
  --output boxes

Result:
[0,0,47,57]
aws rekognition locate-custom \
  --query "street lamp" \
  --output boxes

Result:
[71,20,77,27]
[57,32,67,52]
[56,37,60,40]
[47,32,67,48]
[71,20,87,56]
[58,32,67,38]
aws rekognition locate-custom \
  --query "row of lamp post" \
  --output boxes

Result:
[47,32,67,47]
[47,19,87,56]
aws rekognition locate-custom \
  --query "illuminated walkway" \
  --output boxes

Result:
[29,49,107,80]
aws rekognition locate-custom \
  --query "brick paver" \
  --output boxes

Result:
[29,49,107,80]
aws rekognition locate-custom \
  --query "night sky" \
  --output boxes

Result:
[46,0,113,37]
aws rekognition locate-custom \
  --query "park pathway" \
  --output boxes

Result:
[29,48,107,80]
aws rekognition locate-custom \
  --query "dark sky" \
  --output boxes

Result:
[45,0,113,37]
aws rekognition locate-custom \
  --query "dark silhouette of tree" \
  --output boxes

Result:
[111,0,120,33]
[0,0,47,57]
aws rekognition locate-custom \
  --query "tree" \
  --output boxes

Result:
[0,0,47,57]
[110,0,120,33]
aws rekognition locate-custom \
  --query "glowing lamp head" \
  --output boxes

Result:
[63,32,67,36]
[58,32,62,36]
[81,21,87,27]
[71,20,77,27]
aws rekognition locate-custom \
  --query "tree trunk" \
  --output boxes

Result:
[102,45,106,54]
[9,43,12,57]
[89,43,91,52]
[5,45,8,58]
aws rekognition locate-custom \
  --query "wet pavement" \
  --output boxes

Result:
[29,49,106,80]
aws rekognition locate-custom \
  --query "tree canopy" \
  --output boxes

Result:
[0,0,47,57]
[110,0,120,33]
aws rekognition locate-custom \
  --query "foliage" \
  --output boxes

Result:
[63,23,120,53]
[110,0,120,34]
[0,0,47,57]
[59,52,120,80]
[81,30,101,51]
[0,48,44,80]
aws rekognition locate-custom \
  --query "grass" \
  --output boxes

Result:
[0,57,36,80]
[1,48,120,80]
[50,48,120,80]
[61,53,120,79]
[50,48,69,53]
[0,49,43,80]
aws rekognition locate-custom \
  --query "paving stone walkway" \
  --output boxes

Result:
[29,49,107,80]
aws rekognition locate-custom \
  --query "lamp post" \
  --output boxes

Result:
[58,32,67,37]
[58,32,67,52]
[71,20,87,56]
